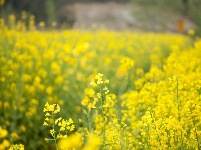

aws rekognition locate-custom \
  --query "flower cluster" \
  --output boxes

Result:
[81,73,110,111]
[9,144,24,150]
[43,103,75,149]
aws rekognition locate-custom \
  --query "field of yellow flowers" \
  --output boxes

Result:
[0,16,201,150]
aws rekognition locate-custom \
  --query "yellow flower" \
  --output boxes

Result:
[0,139,10,149]
[19,125,26,132]
[9,144,24,150]
[104,79,109,84]
[43,122,49,126]
[188,29,195,36]
[81,97,90,106]
[84,134,102,150]
[55,117,62,125]
[54,75,64,85]
[21,11,27,20]
[50,129,54,136]
[45,112,51,116]
[70,125,75,131]
[85,88,95,97]
[0,126,8,138]
[90,79,97,87]
[58,133,82,150]
[54,104,60,113]
[11,132,19,141]
[97,93,101,99]
[39,21,45,28]
[103,87,109,94]
[68,118,74,124]
[46,86,53,95]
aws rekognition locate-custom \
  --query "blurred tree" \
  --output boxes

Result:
[2,0,130,25]
[182,0,189,16]
[2,0,201,34]
[45,0,56,25]
[4,0,28,13]
[188,0,201,35]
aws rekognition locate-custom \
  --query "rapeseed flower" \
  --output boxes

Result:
[1,18,200,149]
[0,139,10,149]
[0,127,8,138]
[9,144,24,150]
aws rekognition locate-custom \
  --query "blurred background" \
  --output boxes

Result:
[0,0,201,33]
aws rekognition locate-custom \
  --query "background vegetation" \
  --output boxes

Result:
[1,0,201,34]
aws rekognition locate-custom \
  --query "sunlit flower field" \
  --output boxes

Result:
[0,16,201,150]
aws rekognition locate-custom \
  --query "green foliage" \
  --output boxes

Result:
[45,0,56,25]
[188,0,201,35]
[2,0,201,35]
[131,0,201,35]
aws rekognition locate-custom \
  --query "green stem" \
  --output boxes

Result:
[101,110,106,149]
[147,124,151,150]
[100,89,106,150]
[176,76,180,122]
[190,106,200,150]
[65,129,68,137]
[180,131,184,150]
[87,110,92,133]
[176,76,184,149]
[52,112,58,150]
[45,138,55,141]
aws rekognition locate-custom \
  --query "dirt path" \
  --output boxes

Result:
[58,2,195,32]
